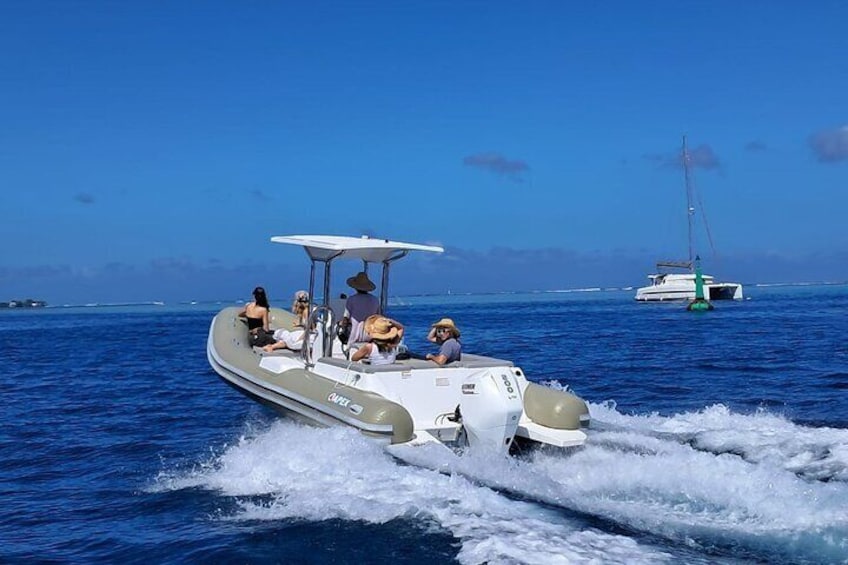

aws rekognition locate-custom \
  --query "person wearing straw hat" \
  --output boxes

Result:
[351,315,405,365]
[341,271,379,345]
[425,318,462,365]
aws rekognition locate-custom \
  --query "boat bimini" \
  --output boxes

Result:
[207,235,590,455]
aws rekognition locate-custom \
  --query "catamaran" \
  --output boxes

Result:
[207,234,590,455]
[635,137,743,302]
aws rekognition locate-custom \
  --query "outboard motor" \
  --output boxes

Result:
[460,369,524,454]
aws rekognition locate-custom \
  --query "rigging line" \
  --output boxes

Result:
[682,135,718,264]
[682,136,696,266]
[695,188,718,261]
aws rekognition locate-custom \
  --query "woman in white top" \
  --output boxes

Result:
[351,315,404,365]
[264,290,312,352]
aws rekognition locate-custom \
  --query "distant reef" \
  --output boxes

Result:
[1,298,47,308]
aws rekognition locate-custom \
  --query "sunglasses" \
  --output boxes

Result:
[436,328,451,334]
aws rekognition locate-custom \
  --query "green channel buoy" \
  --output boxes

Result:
[687,257,714,312]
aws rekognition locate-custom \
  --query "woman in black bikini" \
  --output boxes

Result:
[239,286,276,348]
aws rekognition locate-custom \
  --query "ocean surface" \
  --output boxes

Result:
[3,286,848,564]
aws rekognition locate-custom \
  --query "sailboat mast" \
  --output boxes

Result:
[682,135,695,269]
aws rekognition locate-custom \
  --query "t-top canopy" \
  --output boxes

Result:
[270,235,444,263]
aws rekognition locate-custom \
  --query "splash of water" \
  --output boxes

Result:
[153,420,673,563]
[153,403,848,563]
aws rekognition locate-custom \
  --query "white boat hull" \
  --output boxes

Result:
[635,273,743,302]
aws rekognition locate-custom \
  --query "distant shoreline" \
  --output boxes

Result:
[7,280,846,311]
[0,299,47,308]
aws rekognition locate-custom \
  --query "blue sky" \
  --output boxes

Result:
[2,1,847,304]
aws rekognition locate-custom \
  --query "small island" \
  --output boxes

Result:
[1,298,47,308]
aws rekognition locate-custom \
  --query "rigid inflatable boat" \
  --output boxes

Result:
[207,235,590,454]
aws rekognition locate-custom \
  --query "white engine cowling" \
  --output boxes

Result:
[460,369,524,454]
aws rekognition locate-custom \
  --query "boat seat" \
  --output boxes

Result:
[317,353,513,373]
[454,353,514,368]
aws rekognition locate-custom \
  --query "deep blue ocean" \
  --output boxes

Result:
[3,286,848,564]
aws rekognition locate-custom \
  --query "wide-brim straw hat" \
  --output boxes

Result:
[364,315,400,341]
[294,290,309,301]
[347,272,376,292]
[432,318,460,338]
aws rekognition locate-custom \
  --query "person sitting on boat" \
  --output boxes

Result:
[263,290,313,352]
[239,286,276,348]
[425,318,461,365]
[291,289,310,326]
[264,327,313,352]
[340,271,379,344]
[350,315,404,365]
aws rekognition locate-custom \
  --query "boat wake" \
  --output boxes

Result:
[589,401,848,482]
[152,404,848,564]
[152,421,673,563]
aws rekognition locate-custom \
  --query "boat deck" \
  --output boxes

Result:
[254,346,513,372]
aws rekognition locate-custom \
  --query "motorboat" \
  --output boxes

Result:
[207,234,590,455]
[635,136,744,302]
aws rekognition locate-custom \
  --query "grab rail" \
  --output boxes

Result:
[301,305,335,367]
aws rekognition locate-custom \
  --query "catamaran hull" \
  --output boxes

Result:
[635,282,743,302]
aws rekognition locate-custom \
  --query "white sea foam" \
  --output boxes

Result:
[153,404,848,563]
[574,401,848,561]
[589,401,848,481]
[154,421,673,564]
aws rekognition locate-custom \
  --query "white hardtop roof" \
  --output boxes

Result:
[649,273,714,280]
[270,234,444,263]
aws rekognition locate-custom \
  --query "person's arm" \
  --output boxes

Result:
[427,339,458,365]
[426,352,448,365]
[263,309,270,331]
[393,319,405,340]
[351,343,372,362]
[426,326,437,343]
